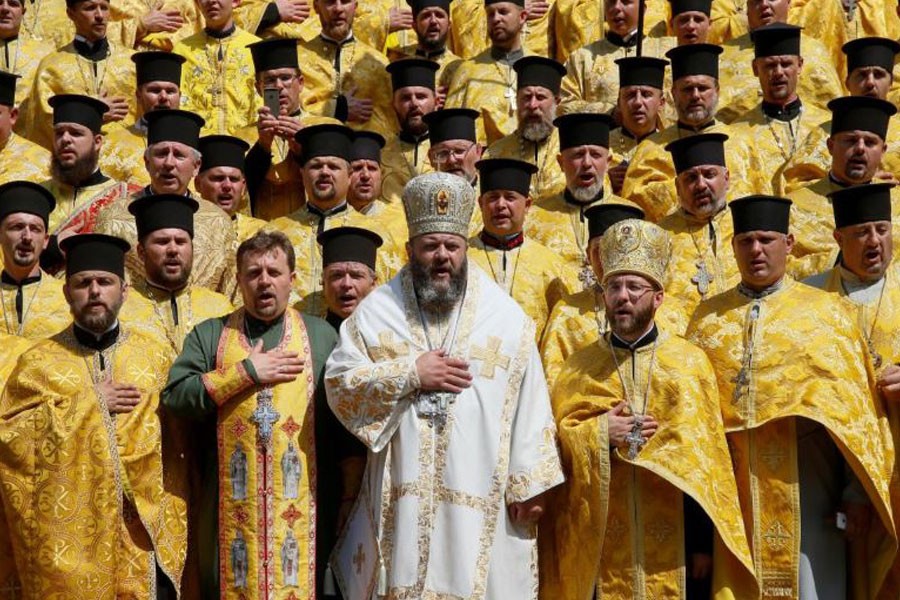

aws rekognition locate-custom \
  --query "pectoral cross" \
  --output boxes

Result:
[578,260,597,291]
[691,260,711,296]
[846,0,856,21]
[251,388,280,449]
[504,86,515,113]
[625,416,645,460]
[866,338,883,369]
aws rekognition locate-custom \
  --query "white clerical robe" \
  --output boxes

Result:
[324,264,564,600]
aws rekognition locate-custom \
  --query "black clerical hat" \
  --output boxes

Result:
[585,201,645,240]
[476,158,537,196]
[751,23,802,59]
[554,112,613,150]
[198,135,250,172]
[424,108,480,144]
[318,226,383,269]
[828,96,897,140]
[0,180,56,227]
[296,123,354,164]
[61,233,131,278]
[0,71,18,107]
[132,51,185,86]
[669,0,711,16]
[350,131,386,163]
[485,0,523,6]
[665,43,721,80]
[843,37,900,75]
[49,94,108,134]
[828,183,894,229]
[387,58,439,92]
[128,194,200,239]
[616,56,667,89]
[146,109,205,148]
[730,195,792,234]
[248,38,300,73]
[665,132,728,173]
[407,0,451,15]
[514,56,566,94]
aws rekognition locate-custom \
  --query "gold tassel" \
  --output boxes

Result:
[324,565,337,596]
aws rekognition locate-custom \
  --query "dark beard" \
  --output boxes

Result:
[419,35,446,51]
[411,255,467,316]
[76,296,123,334]
[610,301,654,340]
[51,152,99,186]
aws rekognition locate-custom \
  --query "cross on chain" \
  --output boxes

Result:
[470,336,511,378]
[251,388,280,449]
[353,544,366,575]
[369,332,409,361]
[692,260,711,296]
[624,417,645,460]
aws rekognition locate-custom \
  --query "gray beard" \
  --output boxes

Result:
[570,180,604,202]
[411,255,467,316]
[521,120,553,142]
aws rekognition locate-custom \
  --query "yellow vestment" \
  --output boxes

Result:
[43,178,138,237]
[0,133,50,184]
[248,137,307,221]
[686,278,897,599]
[380,133,433,203]
[101,121,151,187]
[19,42,137,150]
[0,331,30,382]
[448,0,488,60]
[0,36,54,106]
[553,0,669,63]
[538,286,691,388]
[540,330,757,599]
[175,27,263,137]
[297,35,396,138]
[485,128,565,202]
[0,326,189,597]
[467,235,578,341]
[0,271,70,340]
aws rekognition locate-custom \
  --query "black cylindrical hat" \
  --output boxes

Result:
[318,226,383,269]
[828,96,897,140]
[61,233,131,278]
[350,131,386,163]
[476,158,537,196]
[49,94,109,134]
[669,0,711,16]
[665,132,728,174]
[0,180,56,227]
[0,71,19,107]
[514,56,567,94]
[828,183,894,229]
[406,0,451,16]
[843,37,900,75]
[585,201,645,239]
[132,51,185,86]
[128,194,200,239]
[146,109,205,148]
[730,195,792,234]
[296,123,354,164]
[553,113,614,150]
[751,23,802,59]
[424,108,480,144]
[665,43,722,80]
[387,58,439,92]
[616,56,668,89]
[248,38,300,73]
[198,135,250,172]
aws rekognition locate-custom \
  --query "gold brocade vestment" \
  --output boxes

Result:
[43,178,139,237]
[467,235,578,342]
[538,286,691,388]
[201,308,317,598]
[0,271,70,340]
[379,133,433,203]
[101,121,151,187]
[552,0,669,63]
[251,136,307,221]
[297,35,396,138]
[485,128,565,202]
[0,331,30,382]
[0,36,53,106]
[659,207,741,316]
[686,278,897,599]
[445,0,554,59]
[175,27,263,136]
[94,193,237,294]
[19,41,137,150]
[540,331,757,600]
[0,326,189,597]
[0,133,50,184]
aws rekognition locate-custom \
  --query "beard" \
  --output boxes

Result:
[147,259,191,290]
[75,295,124,334]
[521,119,553,142]
[309,182,338,202]
[402,111,428,136]
[411,253,467,316]
[51,150,99,186]
[418,30,447,51]
[570,179,604,203]
[609,300,654,340]
[11,242,38,268]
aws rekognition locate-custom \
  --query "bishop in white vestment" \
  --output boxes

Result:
[325,172,564,600]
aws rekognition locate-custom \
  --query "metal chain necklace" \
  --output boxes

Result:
[606,334,658,459]
[0,277,43,336]
[482,244,521,295]
[842,272,888,369]
[765,105,803,162]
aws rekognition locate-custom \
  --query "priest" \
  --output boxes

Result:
[687,195,898,598]
[162,229,339,598]
[0,72,49,184]
[325,171,563,600]
[540,218,756,600]
[0,233,189,597]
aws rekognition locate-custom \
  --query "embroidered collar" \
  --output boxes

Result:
[479,230,524,250]
[737,277,785,299]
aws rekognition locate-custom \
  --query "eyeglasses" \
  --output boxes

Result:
[432,143,475,164]
[600,281,656,302]
[260,73,298,87]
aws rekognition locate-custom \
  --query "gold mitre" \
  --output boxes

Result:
[402,172,475,239]
[600,219,671,288]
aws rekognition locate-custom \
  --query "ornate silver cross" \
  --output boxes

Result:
[625,416,645,460]
[251,387,280,448]
[692,260,711,296]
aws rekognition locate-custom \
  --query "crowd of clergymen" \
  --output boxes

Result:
[3,0,900,596]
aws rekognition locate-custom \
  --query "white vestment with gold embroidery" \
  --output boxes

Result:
[325,264,563,600]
